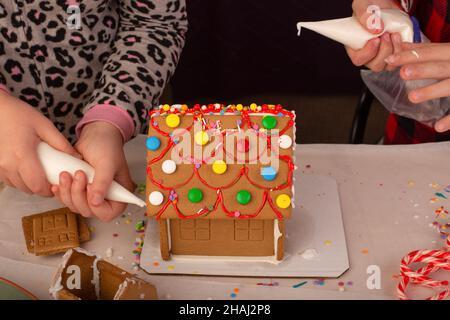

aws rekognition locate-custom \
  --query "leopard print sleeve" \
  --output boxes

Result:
[79,0,188,140]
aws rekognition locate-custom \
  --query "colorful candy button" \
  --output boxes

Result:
[149,191,164,206]
[279,135,293,149]
[236,190,252,205]
[262,115,277,129]
[195,131,209,146]
[261,166,277,181]
[212,160,227,175]
[237,138,250,153]
[188,188,203,203]
[165,114,180,128]
[162,104,171,111]
[162,160,177,174]
[146,136,161,151]
[276,194,291,209]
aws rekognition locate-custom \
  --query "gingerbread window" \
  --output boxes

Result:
[179,219,211,240]
[234,220,265,241]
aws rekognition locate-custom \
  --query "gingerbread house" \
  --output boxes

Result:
[146,103,296,261]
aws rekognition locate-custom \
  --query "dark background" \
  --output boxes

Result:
[165,0,388,144]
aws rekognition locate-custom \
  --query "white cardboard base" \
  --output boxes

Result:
[140,174,349,278]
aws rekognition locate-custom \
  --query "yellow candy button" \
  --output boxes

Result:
[236,104,243,111]
[250,103,257,111]
[195,131,209,146]
[162,104,170,111]
[276,194,291,209]
[212,160,227,175]
[166,114,180,128]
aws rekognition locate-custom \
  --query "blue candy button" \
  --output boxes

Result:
[146,136,161,151]
[261,166,277,181]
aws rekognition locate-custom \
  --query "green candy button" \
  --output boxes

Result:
[262,115,277,129]
[236,190,252,205]
[188,188,203,203]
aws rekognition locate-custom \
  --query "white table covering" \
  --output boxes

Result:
[0,136,449,300]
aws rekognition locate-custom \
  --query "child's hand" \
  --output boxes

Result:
[52,121,135,221]
[0,91,79,196]
[346,0,402,71]
[385,42,450,132]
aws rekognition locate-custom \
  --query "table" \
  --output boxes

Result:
[1,136,449,300]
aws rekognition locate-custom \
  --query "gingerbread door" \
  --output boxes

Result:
[169,219,275,257]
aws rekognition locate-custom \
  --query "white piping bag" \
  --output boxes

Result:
[37,142,146,207]
[297,9,414,50]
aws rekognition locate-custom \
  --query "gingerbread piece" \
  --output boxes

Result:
[22,208,90,256]
[50,248,158,300]
[146,104,295,262]
[33,211,79,255]
[113,278,158,300]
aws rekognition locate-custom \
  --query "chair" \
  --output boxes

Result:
[349,84,375,144]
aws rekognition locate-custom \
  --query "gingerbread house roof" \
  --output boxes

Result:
[146,104,296,220]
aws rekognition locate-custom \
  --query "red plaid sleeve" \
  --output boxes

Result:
[384,0,450,144]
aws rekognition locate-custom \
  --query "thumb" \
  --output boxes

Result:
[354,3,385,34]
[89,163,115,206]
[36,119,81,158]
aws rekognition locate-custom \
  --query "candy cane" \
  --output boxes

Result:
[397,235,450,300]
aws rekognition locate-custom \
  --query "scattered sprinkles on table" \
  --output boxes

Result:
[313,279,325,286]
[292,281,308,288]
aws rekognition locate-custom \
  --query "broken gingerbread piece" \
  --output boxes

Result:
[113,278,158,300]
[50,248,158,300]
[22,207,90,256]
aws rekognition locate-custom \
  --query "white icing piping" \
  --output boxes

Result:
[92,257,101,299]
[171,254,283,265]
[113,279,128,300]
[273,219,283,260]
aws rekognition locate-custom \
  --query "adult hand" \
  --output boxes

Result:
[385,42,450,132]
[346,0,402,72]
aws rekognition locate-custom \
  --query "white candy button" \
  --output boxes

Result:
[149,191,164,206]
[162,159,177,174]
[279,135,293,149]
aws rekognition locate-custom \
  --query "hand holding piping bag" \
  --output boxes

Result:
[51,122,137,221]
[346,0,405,72]
[385,41,450,132]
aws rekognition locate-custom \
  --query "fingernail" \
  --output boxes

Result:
[404,67,413,78]
[435,123,447,133]
[91,193,104,206]
[51,186,58,193]
[410,91,422,102]
[385,55,396,64]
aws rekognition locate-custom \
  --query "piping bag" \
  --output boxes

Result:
[37,142,146,207]
[297,9,450,126]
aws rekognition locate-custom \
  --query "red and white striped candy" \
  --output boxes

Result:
[397,235,450,300]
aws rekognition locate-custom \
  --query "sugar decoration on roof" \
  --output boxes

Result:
[146,104,295,220]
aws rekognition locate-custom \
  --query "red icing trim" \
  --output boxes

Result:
[147,104,295,220]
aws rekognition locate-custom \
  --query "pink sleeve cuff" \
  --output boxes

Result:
[0,84,10,94]
[76,104,135,142]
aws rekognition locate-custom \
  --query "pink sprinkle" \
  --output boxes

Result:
[11,66,21,76]
[234,211,241,218]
